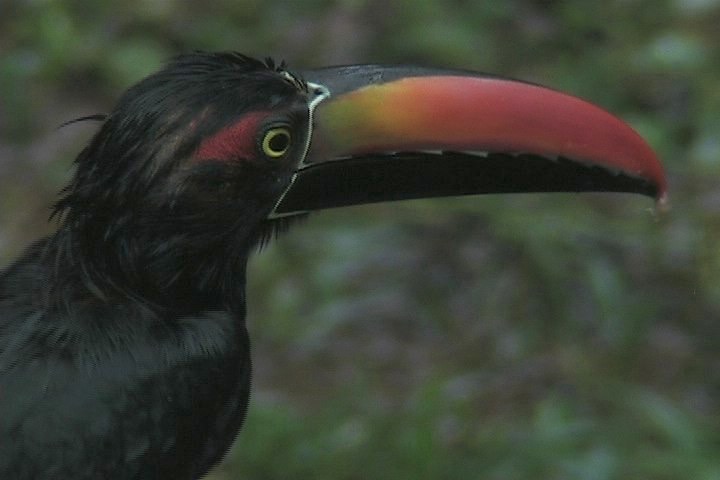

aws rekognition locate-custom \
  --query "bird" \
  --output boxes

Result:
[0,51,666,479]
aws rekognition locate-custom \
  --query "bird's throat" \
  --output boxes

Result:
[52,213,254,315]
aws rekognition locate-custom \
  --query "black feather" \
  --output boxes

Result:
[1,51,311,479]
[57,114,108,130]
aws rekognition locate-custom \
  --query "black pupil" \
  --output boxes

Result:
[269,131,290,152]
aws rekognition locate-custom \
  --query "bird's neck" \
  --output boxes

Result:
[49,212,259,315]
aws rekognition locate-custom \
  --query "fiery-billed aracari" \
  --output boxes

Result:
[0,52,665,479]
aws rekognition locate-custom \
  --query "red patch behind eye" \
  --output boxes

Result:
[195,111,271,161]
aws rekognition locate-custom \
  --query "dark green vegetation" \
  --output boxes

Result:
[1,1,718,479]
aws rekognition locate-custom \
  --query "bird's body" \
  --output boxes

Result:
[0,52,665,478]
[0,240,249,478]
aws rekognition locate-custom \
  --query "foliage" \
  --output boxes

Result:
[1,0,719,478]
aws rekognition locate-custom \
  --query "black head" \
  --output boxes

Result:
[51,52,328,310]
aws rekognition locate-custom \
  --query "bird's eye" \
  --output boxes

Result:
[261,127,292,158]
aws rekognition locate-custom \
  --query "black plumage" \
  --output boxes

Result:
[1,52,313,479]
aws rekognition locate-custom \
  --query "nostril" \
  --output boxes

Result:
[306,83,331,110]
[312,85,330,98]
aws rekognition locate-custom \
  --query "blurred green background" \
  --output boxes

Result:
[1,1,719,478]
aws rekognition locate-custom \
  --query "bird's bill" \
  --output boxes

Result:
[273,66,667,216]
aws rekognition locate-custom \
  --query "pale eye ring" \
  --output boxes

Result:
[261,127,292,158]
